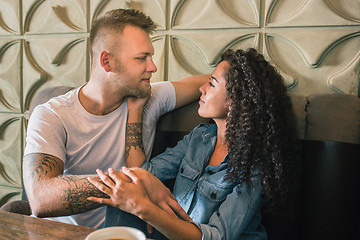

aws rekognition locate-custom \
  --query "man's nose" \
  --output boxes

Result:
[147,59,157,73]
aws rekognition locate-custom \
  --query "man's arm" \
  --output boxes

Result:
[171,74,209,109]
[125,96,150,168]
[23,153,106,217]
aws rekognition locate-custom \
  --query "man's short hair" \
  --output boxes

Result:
[89,8,157,54]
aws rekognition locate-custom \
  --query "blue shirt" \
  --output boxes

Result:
[142,124,267,240]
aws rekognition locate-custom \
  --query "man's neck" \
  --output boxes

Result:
[78,81,125,116]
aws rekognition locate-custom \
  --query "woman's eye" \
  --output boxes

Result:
[209,82,215,87]
[136,57,146,60]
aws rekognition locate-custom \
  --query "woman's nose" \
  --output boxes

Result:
[199,82,207,94]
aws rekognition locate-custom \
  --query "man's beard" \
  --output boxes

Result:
[126,83,151,98]
[114,61,151,98]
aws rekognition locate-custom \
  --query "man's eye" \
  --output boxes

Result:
[209,82,215,87]
[136,57,146,60]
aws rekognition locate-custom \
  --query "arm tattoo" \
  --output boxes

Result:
[23,153,59,185]
[23,153,108,214]
[125,122,145,159]
[60,176,108,214]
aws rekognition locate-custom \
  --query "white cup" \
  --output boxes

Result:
[85,226,146,240]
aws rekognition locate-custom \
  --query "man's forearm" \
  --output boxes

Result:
[125,103,146,167]
[58,175,107,215]
[125,122,146,167]
[26,173,107,217]
[23,153,108,217]
[172,74,210,109]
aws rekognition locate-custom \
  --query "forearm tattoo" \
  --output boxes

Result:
[23,153,108,214]
[60,175,108,214]
[125,122,145,159]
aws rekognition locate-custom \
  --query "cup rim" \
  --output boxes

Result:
[85,226,146,240]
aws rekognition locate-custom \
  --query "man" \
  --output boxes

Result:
[22,9,208,228]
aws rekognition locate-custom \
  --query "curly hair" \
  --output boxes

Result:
[222,48,299,212]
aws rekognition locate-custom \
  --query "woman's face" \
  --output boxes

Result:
[198,61,229,120]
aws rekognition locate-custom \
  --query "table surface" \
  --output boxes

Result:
[0,210,96,240]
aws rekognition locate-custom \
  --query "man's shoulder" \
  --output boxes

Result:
[150,81,174,93]
[148,81,175,105]
[38,87,78,111]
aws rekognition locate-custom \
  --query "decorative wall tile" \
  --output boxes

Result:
[171,0,260,29]
[325,0,360,24]
[168,31,259,80]
[329,52,360,95]
[0,186,22,206]
[266,0,360,27]
[0,0,20,35]
[23,0,87,34]
[267,30,356,68]
[0,38,21,112]
[22,37,87,111]
[0,114,22,188]
[264,29,360,94]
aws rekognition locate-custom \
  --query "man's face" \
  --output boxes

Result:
[110,25,157,97]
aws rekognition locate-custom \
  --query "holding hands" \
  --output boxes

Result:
[87,167,190,221]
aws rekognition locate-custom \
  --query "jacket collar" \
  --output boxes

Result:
[201,123,218,140]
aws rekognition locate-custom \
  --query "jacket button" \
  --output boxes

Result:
[210,192,216,199]
[180,167,184,173]
[208,170,214,174]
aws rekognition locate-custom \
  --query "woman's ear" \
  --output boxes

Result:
[226,98,231,110]
[225,100,231,115]
[100,51,111,72]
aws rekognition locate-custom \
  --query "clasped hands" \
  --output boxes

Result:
[87,167,190,222]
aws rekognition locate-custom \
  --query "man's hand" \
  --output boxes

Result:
[127,94,151,113]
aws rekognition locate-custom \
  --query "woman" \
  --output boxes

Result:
[88,48,298,239]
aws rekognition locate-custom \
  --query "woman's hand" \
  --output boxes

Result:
[87,168,149,216]
[87,167,190,221]
[126,168,191,221]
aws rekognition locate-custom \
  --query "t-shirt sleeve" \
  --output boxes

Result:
[144,81,176,120]
[24,105,67,163]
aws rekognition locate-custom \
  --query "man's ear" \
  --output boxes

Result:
[100,51,111,72]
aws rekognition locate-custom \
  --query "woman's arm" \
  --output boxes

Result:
[140,200,202,240]
[88,167,200,240]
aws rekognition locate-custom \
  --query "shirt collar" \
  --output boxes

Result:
[201,123,218,139]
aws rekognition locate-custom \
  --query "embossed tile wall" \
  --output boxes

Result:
[0,0,359,204]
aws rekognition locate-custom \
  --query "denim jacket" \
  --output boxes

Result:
[142,124,267,240]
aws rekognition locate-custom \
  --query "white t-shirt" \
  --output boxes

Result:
[24,81,176,228]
